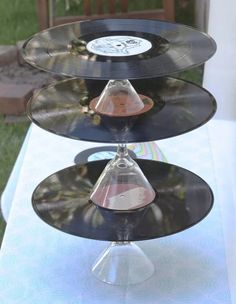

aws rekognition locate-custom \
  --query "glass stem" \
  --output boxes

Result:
[116,144,128,158]
[112,241,131,246]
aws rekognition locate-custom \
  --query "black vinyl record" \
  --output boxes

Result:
[22,19,216,79]
[32,159,213,242]
[74,146,137,164]
[27,77,216,143]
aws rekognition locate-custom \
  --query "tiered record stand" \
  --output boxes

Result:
[23,19,216,285]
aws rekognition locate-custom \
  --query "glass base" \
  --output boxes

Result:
[89,79,153,117]
[92,242,155,285]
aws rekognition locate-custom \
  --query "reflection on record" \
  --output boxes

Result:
[23,19,216,79]
[27,77,216,143]
[32,159,213,241]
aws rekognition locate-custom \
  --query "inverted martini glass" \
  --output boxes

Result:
[88,79,156,211]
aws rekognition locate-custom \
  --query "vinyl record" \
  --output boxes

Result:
[27,77,216,143]
[32,159,213,242]
[74,146,137,164]
[74,142,166,164]
[22,19,216,79]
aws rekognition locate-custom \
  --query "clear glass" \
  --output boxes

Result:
[89,79,153,117]
[92,241,155,285]
[90,144,156,210]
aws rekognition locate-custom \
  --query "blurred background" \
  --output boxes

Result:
[0,0,208,243]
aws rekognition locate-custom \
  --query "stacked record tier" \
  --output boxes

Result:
[27,77,216,142]
[23,19,216,284]
[23,19,216,79]
[32,159,213,241]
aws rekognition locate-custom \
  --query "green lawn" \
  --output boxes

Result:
[0,116,29,193]
[0,0,195,45]
[0,0,39,244]
[0,0,197,244]
[0,0,39,44]
[0,116,29,242]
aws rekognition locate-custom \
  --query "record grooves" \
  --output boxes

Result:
[22,19,216,79]
[69,31,170,59]
[27,77,216,143]
[24,18,217,284]
[74,146,137,164]
[32,159,213,242]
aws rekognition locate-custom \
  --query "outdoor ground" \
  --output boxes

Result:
[0,0,196,244]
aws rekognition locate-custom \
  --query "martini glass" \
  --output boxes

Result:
[89,78,156,211]
[90,143,156,211]
[92,241,155,285]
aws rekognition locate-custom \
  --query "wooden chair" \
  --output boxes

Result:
[36,0,175,30]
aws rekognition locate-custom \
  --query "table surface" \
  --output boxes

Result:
[0,119,236,304]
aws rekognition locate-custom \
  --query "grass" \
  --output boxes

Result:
[0,0,39,244]
[0,0,197,244]
[0,0,195,45]
[0,117,29,193]
[0,116,29,243]
[0,0,39,44]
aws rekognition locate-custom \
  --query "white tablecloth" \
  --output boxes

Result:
[0,120,235,303]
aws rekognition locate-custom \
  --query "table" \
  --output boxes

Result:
[0,119,235,303]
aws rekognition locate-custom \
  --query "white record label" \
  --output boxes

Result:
[88,151,116,161]
[86,35,152,57]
